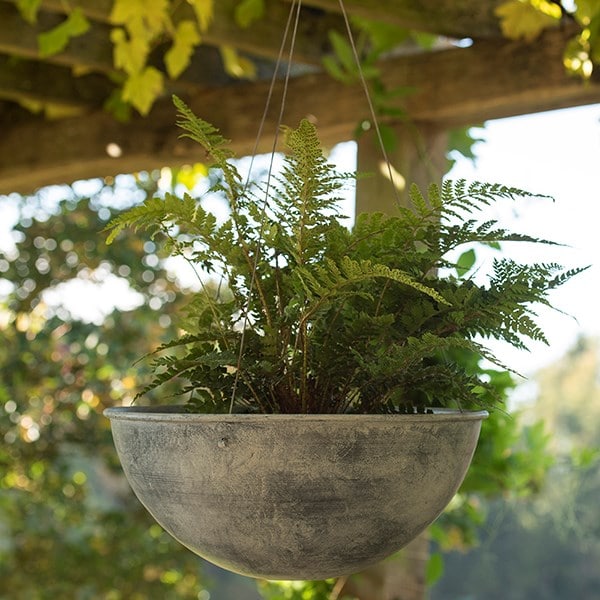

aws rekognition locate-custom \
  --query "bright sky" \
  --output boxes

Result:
[447,104,600,379]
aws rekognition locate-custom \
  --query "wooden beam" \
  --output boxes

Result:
[393,26,592,124]
[287,0,505,39]
[0,106,184,195]
[1,0,341,66]
[0,3,115,73]
[1,27,598,195]
[183,27,600,138]
[0,3,274,94]
[0,56,112,108]
[0,0,334,102]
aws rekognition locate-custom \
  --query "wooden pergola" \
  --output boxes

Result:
[1,0,599,196]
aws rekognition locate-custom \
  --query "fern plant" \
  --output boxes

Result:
[106,96,585,414]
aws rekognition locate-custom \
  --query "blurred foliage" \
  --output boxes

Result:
[534,336,600,449]
[0,176,241,599]
[496,0,600,80]
[257,579,344,600]
[431,337,600,599]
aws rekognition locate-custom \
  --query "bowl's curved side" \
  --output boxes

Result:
[107,412,484,580]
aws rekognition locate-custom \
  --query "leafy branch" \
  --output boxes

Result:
[496,0,600,80]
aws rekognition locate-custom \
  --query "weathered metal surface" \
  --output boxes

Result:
[104,407,486,580]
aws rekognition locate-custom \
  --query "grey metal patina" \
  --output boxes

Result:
[104,406,487,580]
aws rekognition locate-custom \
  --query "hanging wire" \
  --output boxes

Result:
[240,2,299,188]
[336,0,403,207]
[227,0,401,413]
[228,0,304,413]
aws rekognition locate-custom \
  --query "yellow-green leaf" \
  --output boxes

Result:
[495,0,560,42]
[175,163,209,190]
[456,248,477,277]
[16,0,41,24]
[234,0,265,29]
[575,0,600,24]
[110,0,170,36]
[165,20,201,79]
[220,45,257,79]
[144,0,171,35]
[37,8,90,57]
[111,27,150,74]
[110,0,141,24]
[425,552,445,585]
[122,66,164,115]
[188,0,214,32]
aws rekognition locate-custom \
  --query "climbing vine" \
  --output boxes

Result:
[12,0,600,117]
[15,0,258,116]
[108,0,208,115]
[496,0,600,79]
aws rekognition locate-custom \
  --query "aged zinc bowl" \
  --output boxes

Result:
[104,406,487,580]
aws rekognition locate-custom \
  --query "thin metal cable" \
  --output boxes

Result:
[228,0,395,412]
[241,3,297,190]
[228,0,303,413]
[336,0,403,207]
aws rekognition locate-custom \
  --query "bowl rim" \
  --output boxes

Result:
[103,405,489,423]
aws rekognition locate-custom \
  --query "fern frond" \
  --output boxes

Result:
[548,265,590,289]
[105,197,170,244]
[408,183,430,217]
[297,257,448,306]
[105,192,219,246]
[431,179,552,221]
[345,333,507,412]
[172,95,242,198]
[272,119,352,266]
[173,95,234,164]
[135,348,239,400]
[108,99,584,414]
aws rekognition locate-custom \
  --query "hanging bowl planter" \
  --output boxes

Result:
[104,405,487,580]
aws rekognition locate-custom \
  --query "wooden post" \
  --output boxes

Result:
[339,120,448,600]
[338,534,430,600]
[355,121,448,213]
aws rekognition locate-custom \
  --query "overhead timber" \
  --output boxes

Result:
[0,0,598,194]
